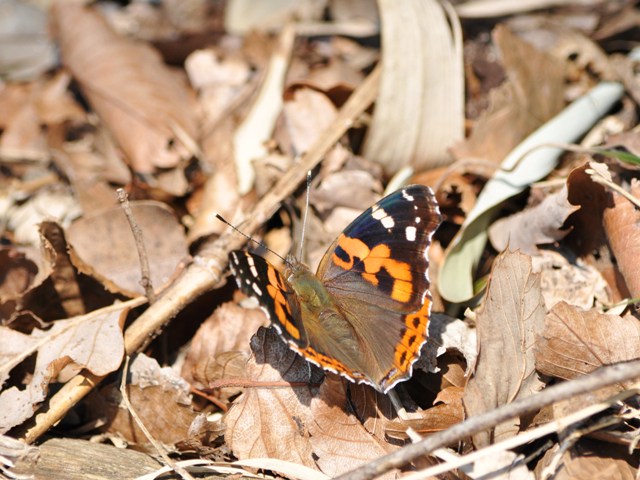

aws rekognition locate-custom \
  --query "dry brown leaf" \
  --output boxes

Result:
[536,440,637,480]
[308,377,396,478]
[51,3,197,193]
[489,185,579,254]
[564,162,609,255]
[280,86,338,156]
[87,353,198,447]
[464,250,545,447]
[39,221,85,317]
[66,201,188,297]
[364,0,464,174]
[535,302,640,389]
[603,179,640,297]
[224,327,323,468]
[0,249,38,302]
[452,24,566,164]
[182,302,269,393]
[385,386,465,439]
[0,301,128,433]
[532,250,611,310]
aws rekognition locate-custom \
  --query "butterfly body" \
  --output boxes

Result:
[229,185,441,393]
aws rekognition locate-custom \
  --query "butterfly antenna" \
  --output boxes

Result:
[298,170,312,260]
[215,213,287,264]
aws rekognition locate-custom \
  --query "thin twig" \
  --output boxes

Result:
[586,168,640,209]
[19,63,381,444]
[119,356,195,480]
[335,360,640,480]
[403,388,637,480]
[116,188,156,303]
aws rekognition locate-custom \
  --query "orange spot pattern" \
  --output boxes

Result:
[393,298,431,374]
[291,344,367,381]
[266,265,300,340]
[332,234,415,303]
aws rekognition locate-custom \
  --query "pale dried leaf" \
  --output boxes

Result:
[52,3,197,183]
[6,187,80,247]
[308,378,396,478]
[282,87,338,156]
[89,353,197,447]
[537,440,636,480]
[385,386,464,439]
[182,302,269,390]
[463,250,545,447]
[364,0,464,174]
[489,185,579,254]
[0,302,127,433]
[535,302,640,389]
[532,250,611,310]
[67,201,188,297]
[224,327,323,468]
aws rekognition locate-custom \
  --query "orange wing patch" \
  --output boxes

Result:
[333,235,415,303]
[393,298,431,374]
[266,265,300,340]
[290,344,368,382]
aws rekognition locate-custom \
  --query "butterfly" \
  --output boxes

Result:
[228,184,441,393]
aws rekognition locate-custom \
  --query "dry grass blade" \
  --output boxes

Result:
[233,24,295,194]
[364,0,464,174]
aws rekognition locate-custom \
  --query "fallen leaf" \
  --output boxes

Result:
[87,353,198,448]
[182,302,269,396]
[66,201,188,297]
[536,440,637,480]
[0,301,129,433]
[602,179,640,297]
[309,377,396,478]
[224,327,323,468]
[535,302,640,389]
[51,3,197,194]
[532,250,611,310]
[463,250,545,447]
[489,185,579,254]
[281,86,338,157]
[451,25,566,165]
[462,450,534,480]
[385,386,464,439]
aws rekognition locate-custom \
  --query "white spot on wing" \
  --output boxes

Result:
[415,217,421,223]
[372,206,386,220]
[402,189,414,201]
[252,283,263,296]
[405,226,417,241]
[381,216,395,229]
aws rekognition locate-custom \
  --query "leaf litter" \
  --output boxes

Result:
[2,1,640,479]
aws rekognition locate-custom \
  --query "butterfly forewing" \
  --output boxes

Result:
[228,251,308,347]
[316,185,441,391]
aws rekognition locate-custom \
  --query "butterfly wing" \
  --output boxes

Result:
[228,251,309,348]
[316,184,441,392]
